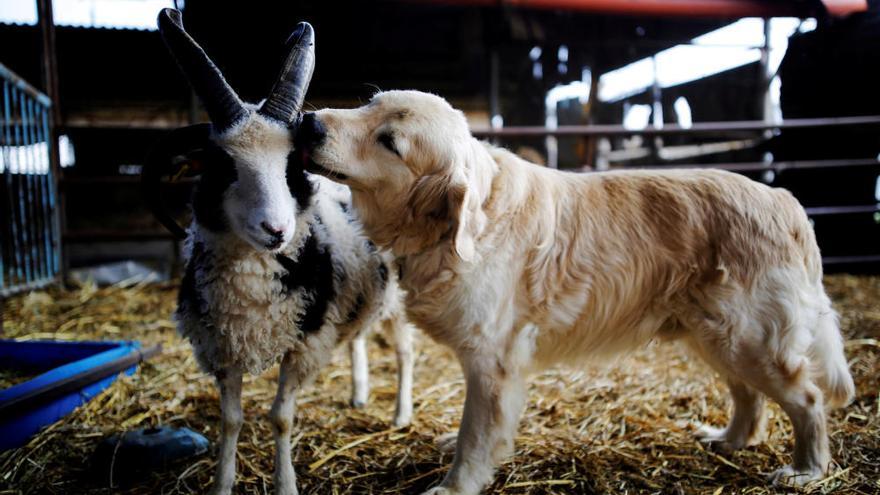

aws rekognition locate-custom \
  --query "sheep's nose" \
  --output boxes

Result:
[260,222,285,239]
[295,112,326,149]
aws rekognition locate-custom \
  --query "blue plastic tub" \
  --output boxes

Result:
[0,340,159,451]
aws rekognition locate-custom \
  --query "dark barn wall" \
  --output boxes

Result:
[0,25,187,116]
[1,1,877,271]
[772,9,880,266]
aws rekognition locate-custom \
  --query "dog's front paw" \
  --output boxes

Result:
[768,464,825,486]
[695,424,727,442]
[695,423,763,452]
[695,425,740,453]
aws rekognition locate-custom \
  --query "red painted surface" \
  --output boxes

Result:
[423,0,867,18]
[821,0,868,16]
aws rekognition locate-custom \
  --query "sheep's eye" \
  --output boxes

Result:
[377,132,399,157]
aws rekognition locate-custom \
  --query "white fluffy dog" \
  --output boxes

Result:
[296,90,855,494]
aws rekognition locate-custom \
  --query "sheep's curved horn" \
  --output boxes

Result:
[258,22,315,125]
[158,8,247,132]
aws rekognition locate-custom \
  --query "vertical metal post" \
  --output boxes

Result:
[31,100,48,278]
[582,67,599,170]
[28,97,50,279]
[40,107,60,274]
[39,107,53,276]
[489,48,502,144]
[650,55,664,162]
[21,91,42,282]
[10,86,32,285]
[37,0,60,127]
[0,84,5,289]
[2,81,24,284]
[37,0,65,282]
[760,18,773,124]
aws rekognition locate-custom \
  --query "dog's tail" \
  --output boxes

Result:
[809,304,855,409]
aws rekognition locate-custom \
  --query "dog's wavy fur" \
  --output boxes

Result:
[307,90,855,494]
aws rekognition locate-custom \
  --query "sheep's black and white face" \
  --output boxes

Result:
[217,114,302,251]
[192,113,311,252]
[156,8,316,252]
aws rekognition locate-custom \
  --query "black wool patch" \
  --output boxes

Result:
[275,225,335,334]
[338,200,359,224]
[377,262,388,286]
[179,242,210,315]
[286,152,315,211]
[192,148,237,232]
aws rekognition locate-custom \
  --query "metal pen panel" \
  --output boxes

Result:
[2,80,25,285]
[0,63,60,297]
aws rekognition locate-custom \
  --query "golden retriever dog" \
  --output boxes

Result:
[295,90,855,494]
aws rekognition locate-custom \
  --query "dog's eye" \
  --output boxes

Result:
[377,132,400,157]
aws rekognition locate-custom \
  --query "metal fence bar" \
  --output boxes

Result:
[41,106,60,274]
[21,88,42,282]
[10,85,32,284]
[2,80,24,284]
[630,158,880,173]
[0,62,60,297]
[29,96,48,280]
[823,255,880,266]
[0,65,52,108]
[804,205,879,216]
[34,102,53,278]
[471,115,880,138]
[20,86,38,283]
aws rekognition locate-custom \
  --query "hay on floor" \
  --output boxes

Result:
[0,275,878,494]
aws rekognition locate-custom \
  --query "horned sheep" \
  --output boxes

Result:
[149,9,414,495]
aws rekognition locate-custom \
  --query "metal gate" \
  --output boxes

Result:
[0,63,61,297]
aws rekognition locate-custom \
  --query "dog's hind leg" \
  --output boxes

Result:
[693,336,830,485]
[696,378,767,451]
[684,281,833,486]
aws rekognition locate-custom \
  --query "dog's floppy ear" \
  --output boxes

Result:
[407,166,480,262]
[448,168,478,261]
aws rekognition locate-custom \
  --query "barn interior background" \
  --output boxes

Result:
[0,0,879,493]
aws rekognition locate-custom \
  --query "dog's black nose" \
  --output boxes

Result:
[295,112,326,149]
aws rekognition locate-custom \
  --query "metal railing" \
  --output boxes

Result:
[470,115,880,138]
[472,116,880,267]
[0,63,61,297]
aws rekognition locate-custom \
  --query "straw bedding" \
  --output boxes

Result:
[0,275,877,494]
